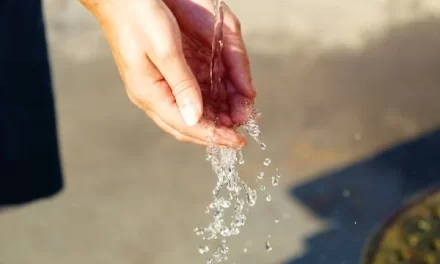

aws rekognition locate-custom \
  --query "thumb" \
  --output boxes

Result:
[155,52,203,127]
[143,1,203,127]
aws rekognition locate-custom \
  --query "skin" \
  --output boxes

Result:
[78,0,257,149]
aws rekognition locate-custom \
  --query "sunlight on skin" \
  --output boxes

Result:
[78,0,257,149]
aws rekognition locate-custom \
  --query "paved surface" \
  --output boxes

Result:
[1,0,440,263]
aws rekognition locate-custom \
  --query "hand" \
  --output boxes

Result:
[80,0,256,149]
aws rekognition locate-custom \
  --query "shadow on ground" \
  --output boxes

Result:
[282,13,440,264]
[287,129,440,264]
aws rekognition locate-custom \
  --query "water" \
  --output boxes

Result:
[265,240,273,252]
[210,0,225,99]
[195,1,281,263]
[271,171,281,186]
[265,194,272,202]
[199,246,210,255]
[263,158,271,166]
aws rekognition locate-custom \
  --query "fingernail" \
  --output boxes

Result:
[181,99,200,126]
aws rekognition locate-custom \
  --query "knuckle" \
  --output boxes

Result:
[171,78,197,97]
[127,86,151,110]
[131,88,152,108]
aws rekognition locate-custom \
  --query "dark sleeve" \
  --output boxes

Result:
[0,0,64,205]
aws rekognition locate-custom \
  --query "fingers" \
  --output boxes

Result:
[130,79,246,148]
[156,102,247,149]
[164,0,256,100]
[154,113,244,148]
[152,52,203,127]
[162,0,215,45]
[145,109,208,146]
[226,79,253,125]
[221,3,257,99]
[125,55,246,149]
[141,0,203,127]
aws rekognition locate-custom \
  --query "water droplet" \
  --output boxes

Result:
[342,189,351,197]
[234,214,246,227]
[214,115,220,125]
[194,228,204,236]
[266,194,272,202]
[198,245,209,254]
[238,150,245,165]
[260,142,267,150]
[257,172,265,180]
[263,158,271,166]
[271,176,280,186]
[274,219,279,224]
[212,187,220,197]
[260,185,266,191]
[243,248,248,253]
[220,227,230,236]
[218,198,231,208]
[230,228,240,235]
[265,240,272,252]
[213,210,222,220]
[246,189,257,206]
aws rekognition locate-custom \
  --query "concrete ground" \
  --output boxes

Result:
[1,0,440,263]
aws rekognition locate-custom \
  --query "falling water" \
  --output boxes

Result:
[195,1,282,263]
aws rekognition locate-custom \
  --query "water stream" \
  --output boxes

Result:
[194,1,281,263]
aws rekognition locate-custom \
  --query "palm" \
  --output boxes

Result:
[180,33,231,127]
[166,0,254,127]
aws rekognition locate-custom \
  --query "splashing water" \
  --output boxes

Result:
[271,170,281,186]
[263,158,271,166]
[194,1,282,263]
[199,246,210,255]
[265,239,273,252]
[265,194,272,202]
[210,0,224,99]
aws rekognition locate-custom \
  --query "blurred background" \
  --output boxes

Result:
[1,0,440,263]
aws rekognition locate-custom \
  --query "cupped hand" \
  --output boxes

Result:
[80,0,256,149]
